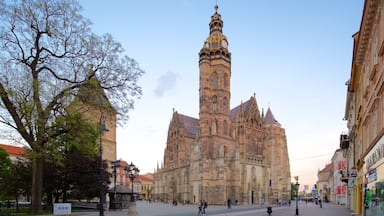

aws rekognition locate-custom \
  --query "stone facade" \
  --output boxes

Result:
[153,5,291,205]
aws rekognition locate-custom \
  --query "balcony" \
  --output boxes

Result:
[340,134,349,149]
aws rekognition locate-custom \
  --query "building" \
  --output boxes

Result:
[0,143,25,162]
[331,149,347,205]
[343,1,384,215]
[153,5,291,205]
[138,174,153,201]
[317,163,333,202]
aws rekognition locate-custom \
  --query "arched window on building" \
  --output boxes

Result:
[212,72,218,89]
[223,120,228,136]
[212,95,217,112]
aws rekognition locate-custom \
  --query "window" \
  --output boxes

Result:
[366,121,370,148]
[373,108,377,138]
[212,95,217,112]
[358,136,362,158]
[223,96,227,112]
[373,32,378,65]
[224,74,228,88]
[223,120,228,135]
[382,94,384,129]
[212,72,218,89]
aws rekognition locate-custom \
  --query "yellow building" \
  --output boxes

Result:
[344,1,384,215]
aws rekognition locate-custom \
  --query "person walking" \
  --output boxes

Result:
[197,200,207,216]
[202,200,207,216]
[227,198,232,210]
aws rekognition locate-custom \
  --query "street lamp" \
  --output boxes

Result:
[111,160,121,210]
[99,114,109,216]
[125,162,140,202]
[295,179,300,216]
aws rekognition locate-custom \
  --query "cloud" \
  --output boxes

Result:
[153,71,179,97]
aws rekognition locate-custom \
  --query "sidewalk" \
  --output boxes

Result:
[70,201,353,216]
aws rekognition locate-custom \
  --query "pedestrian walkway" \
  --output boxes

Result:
[70,201,353,216]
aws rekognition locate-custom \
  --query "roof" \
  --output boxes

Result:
[263,108,281,126]
[178,113,199,136]
[318,163,333,174]
[108,185,132,194]
[0,144,26,157]
[230,99,251,120]
[137,175,153,182]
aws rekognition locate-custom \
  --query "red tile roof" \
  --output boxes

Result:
[137,175,153,182]
[0,143,26,157]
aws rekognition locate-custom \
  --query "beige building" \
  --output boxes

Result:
[153,5,291,205]
[317,163,333,203]
[343,0,384,215]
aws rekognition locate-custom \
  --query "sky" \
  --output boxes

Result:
[1,0,364,190]
[77,0,365,190]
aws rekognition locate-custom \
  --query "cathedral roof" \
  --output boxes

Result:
[230,99,251,121]
[263,107,281,126]
[178,113,199,136]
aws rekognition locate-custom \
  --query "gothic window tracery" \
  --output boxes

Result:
[223,96,227,112]
[224,73,228,88]
[212,72,218,89]
[212,95,218,112]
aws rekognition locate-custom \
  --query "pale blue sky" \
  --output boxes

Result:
[79,0,364,188]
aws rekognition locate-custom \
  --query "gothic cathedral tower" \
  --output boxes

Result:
[153,4,291,205]
[198,5,232,158]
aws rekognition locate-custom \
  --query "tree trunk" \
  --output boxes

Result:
[31,156,43,214]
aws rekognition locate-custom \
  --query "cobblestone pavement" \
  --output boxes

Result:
[71,201,354,216]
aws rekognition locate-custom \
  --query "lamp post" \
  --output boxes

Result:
[111,160,121,210]
[99,114,109,216]
[294,178,300,216]
[126,162,140,202]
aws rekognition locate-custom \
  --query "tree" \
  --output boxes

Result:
[0,0,144,213]
[0,147,12,199]
[1,157,32,212]
[42,112,109,205]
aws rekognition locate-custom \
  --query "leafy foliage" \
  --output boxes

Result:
[0,0,143,213]
[0,147,12,199]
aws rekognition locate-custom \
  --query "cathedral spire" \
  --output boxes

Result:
[199,4,230,62]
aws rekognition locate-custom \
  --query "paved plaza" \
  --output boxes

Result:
[72,201,354,216]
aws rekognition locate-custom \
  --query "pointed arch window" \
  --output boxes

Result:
[223,120,228,135]
[212,95,218,112]
[212,72,218,89]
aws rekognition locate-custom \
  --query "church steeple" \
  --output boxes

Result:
[199,5,231,63]
[199,5,232,155]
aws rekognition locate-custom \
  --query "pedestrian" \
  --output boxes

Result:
[227,198,232,209]
[198,200,203,215]
[203,200,208,215]
[289,200,291,207]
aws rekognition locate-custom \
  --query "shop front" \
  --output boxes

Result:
[364,139,384,216]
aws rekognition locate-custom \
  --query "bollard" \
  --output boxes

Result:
[267,206,272,215]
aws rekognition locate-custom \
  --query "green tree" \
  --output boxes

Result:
[0,147,12,199]
[1,157,32,212]
[42,112,109,205]
[291,183,296,200]
[0,0,143,213]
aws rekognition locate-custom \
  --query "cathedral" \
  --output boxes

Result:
[153,5,291,205]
